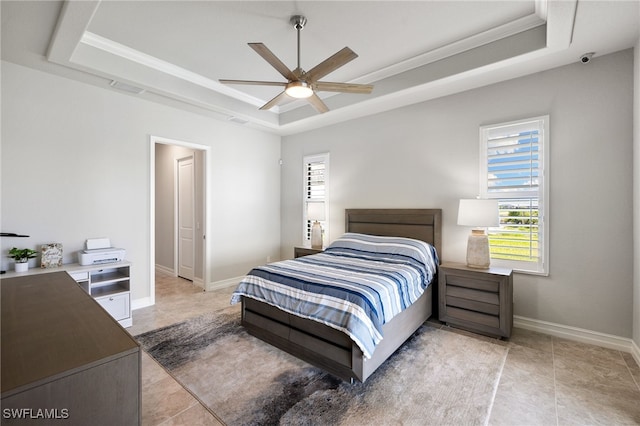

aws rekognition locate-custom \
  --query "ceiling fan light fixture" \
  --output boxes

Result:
[220,14,372,113]
[285,81,313,99]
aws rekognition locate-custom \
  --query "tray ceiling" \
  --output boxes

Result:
[2,1,639,135]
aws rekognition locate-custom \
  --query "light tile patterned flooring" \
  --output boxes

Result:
[130,271,640,425]
[129,272,232,425]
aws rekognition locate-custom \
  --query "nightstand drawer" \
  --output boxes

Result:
[445,274,499,293]
[446,286,499,305]
[445,295,501,316]
[446,307,500,329]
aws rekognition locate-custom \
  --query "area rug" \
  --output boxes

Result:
[136,306,508,425]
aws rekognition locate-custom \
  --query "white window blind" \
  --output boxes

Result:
[480,116,549,275]
[302,153,329,244]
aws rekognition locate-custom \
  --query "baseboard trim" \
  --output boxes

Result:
[632,339,640,366]
[514,315,636,353]
[155,264,174,275]
[155,264,204,289]
[206,276,243,292]
[192,277,205,290]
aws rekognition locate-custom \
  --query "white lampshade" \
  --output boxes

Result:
[307,201,326,221]
[457,199,499,228]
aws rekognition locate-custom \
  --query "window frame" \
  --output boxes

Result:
[302,152,330,247]
[479,116,549,275]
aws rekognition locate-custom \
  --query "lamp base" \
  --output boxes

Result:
[311,221,323,250]
[466,229,491,269]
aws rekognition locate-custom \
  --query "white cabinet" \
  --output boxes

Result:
[65,262,132,327]
[96,293,130,321]
[72,262,132,327]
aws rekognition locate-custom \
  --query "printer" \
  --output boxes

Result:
[78,238,126,266]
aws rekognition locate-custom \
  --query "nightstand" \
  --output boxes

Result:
[438,262,513,338]
[294,247,324,258]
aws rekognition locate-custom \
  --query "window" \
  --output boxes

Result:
[302,153,329,246]
[479,116,549,275]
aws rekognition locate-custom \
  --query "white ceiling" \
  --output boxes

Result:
[2,1,639,135]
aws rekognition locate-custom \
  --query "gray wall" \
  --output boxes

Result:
[1,61,281,302]
[281,49,634,339]
[1,47,637,345]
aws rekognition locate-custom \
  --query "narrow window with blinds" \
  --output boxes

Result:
[302,153,329,246]
[479,116,549,275]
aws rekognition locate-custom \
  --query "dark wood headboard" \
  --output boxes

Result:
[345,209,442,258]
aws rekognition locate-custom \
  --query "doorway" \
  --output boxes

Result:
[149,136,210,305]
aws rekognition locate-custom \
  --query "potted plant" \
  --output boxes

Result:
[8,247,38,272]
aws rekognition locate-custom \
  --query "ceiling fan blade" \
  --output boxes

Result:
[259,91,289,111]
[249,43,296,81]
[306,47,358,82]
[314,81,374,94]
[219,79,287,87]
[307,93,329,113]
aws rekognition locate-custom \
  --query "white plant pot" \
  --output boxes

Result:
[14,262,29,273]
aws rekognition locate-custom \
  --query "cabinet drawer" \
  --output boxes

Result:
[445,306,500,329]
[67,271,89,281]
[446,286,499,305]
[446,295,501,315]
[445,274,499,292]
[95,293,130,321]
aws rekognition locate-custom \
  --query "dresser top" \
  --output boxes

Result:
[1,271,138,397]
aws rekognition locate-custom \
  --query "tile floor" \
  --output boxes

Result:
[129,272,233,426]
[130,271,640,425]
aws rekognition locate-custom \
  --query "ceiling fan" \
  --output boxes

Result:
[219,15,374,114]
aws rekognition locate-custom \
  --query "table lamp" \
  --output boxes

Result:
[457,199,499,269]
[307,201,325,249]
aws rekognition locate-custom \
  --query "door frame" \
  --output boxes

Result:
[149,135,211,306]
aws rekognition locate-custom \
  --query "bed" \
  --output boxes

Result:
[232,208,442,383]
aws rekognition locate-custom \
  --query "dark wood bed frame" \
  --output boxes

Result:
[240,208,442,383]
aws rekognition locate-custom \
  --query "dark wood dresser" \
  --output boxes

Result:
[1,272,140,425]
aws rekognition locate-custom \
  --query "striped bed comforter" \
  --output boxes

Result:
[230,233,439,359]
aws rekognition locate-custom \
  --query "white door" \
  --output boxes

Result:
[177,156,195,281]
